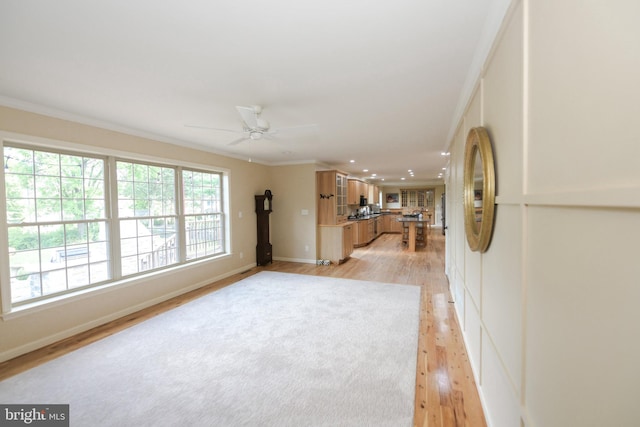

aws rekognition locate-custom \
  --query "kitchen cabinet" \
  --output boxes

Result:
[353,216,383,247]
[347,179,368,205]
[318,223,353,264]
[354,220,369,247]
[347,179,359,205]
[383,212,403,233]
[369,185,380,205]
[317,170,348,224]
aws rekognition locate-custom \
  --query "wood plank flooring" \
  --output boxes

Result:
[0,228,486,427]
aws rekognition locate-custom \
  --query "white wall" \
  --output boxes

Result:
[446,1,640,426]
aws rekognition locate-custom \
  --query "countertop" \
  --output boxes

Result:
[396,216,430,222]
[346,213,382,221]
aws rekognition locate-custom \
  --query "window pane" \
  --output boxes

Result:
[4,145,107,304]
[35,151,59,176]
[118,217,178,276]
[183,170,222,215]
[182,169,223,261]
[185,214,224,259]
[116,160,178,277]
[117,161,175,218]
[6,197,35,224]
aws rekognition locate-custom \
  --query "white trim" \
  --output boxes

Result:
[0,144,10,314]
[446,0,515,148]
[273,256,316,264]
[0,97,328,169]
[496,185,640,208]
[1,253,234,321]
[0,130,230,175]
[0,96,271,166]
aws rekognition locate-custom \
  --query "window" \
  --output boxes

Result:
[116,161,178,276]
[2,143,227,307]
[182,169,224,260]
[400,188,435,209]
[4,146,109,304]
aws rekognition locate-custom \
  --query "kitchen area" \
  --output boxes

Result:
[316,170,441,264]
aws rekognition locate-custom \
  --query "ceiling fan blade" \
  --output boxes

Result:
[236,106,259,129]
[185,124,242,133]
[228,136,249,146]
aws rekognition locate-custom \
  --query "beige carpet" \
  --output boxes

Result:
[0,271,421,426]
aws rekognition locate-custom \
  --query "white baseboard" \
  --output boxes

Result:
[0,262,257,363]
[273,256,316,264]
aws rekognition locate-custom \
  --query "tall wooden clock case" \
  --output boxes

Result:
[255,190,273,265]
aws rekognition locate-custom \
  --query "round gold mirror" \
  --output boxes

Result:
[463,127,496,252]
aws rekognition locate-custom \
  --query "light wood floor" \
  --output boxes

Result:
[0,228,486,427]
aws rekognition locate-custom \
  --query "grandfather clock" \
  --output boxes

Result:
[255,189,273,265]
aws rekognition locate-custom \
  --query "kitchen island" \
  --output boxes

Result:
[397,217,430,252]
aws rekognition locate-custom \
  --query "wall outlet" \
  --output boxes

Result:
[239,251,244,259]
[238,211,243,218]
[304,245,309,252]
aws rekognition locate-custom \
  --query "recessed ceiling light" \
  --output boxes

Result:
[363,169,368,172]
[371,173,377,177]
[441,152,450,156]
[442,167,446,170]
[350,160,355,163]
[408,169,412,172]
[401,177,405,180]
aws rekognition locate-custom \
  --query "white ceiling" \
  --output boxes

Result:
[0,0,506,185]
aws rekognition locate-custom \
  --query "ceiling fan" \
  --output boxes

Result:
[186,105,316,146]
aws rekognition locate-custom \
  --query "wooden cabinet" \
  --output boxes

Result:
[337,173,347,218]
[353,217,384,247]
[383,213,403,233]
[354,220,368,247]
[318,223,353,264]
[342,223,354,260]
[347,179,359,205]
[317,170,348,224]
[347,178,368,205]
[317,170,351,264]
[370,185,380,205]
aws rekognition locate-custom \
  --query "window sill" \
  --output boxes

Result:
[1,253,232,321]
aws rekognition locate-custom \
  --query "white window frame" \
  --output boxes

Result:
[0,132,231,314]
